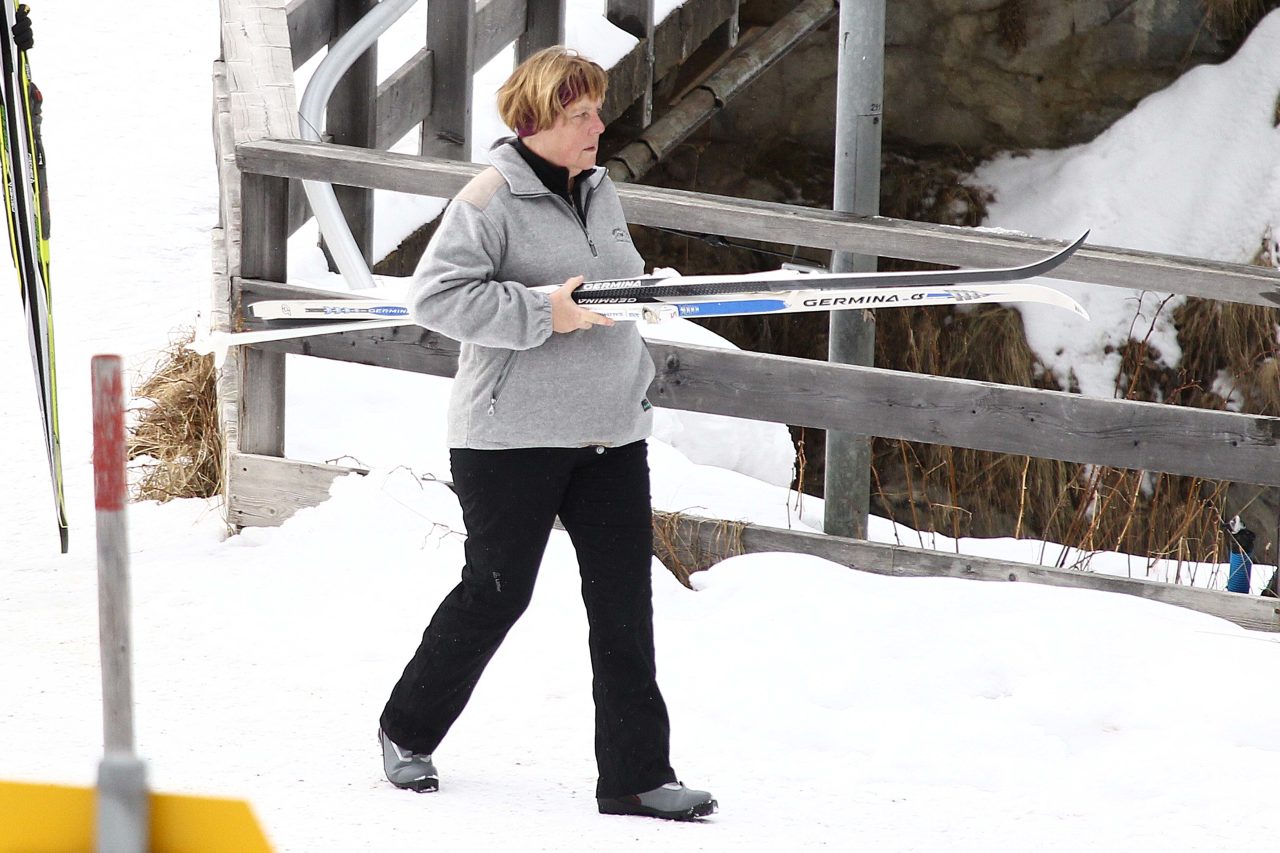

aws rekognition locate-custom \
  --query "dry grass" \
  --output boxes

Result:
[652,510,746,587]
[127,329,223,502]
[1201,0,1280,41]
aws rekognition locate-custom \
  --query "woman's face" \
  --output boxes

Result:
[526,96,605,178]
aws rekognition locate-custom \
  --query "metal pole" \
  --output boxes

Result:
[93,354,149,853]
[298,0,420,290]
[824,0,884,540]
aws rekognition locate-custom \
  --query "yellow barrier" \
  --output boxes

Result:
[0,780,272,852]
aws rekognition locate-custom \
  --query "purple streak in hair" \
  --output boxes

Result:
[517,75,587,137]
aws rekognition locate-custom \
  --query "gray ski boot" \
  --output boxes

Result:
[378,728,438,792]
[598,782,717,820]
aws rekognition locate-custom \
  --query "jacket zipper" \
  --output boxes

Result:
[553,184,597,257]
[488,351,519,416]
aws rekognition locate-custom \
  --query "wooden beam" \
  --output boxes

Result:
[646,341,1280,487]
[220,2,300,276]
[227,452,364,528]
[658,511,1280,633]
[285,0,335,69]
[235,139,1280,308]
[218,0,300,480]
[238,174,291,458]
[518,0,564,62]
[604,0,739,128]
[235,277,1280,487]
[653,0,737,80]
[224,450,1280,633]
[476,0,526,66]
[211,64,244,466]
[602,40,651,127]
[326,0,378,265]
[220,1,300,145]
[375,47,434,150]
[421,0,474,160]
[607,0,655,128]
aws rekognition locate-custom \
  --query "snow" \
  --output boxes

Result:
[3,3,1280,851]
[969,12,1280,398]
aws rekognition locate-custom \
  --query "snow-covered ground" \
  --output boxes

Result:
[3,3,1279,851]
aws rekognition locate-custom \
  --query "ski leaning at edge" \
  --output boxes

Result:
[0,3,66,552]
[244,231,1091,332]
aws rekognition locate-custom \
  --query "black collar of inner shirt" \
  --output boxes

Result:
[512,138,588,217]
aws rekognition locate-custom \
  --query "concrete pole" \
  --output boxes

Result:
[824,0,885,540]
[93,355,149,853]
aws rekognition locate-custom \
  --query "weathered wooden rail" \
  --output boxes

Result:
[240,138,1280,308]
[215,0,1280,631]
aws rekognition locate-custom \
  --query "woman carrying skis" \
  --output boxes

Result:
[376,46,716,821]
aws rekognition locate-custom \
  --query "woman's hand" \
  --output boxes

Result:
[550,275,614,333]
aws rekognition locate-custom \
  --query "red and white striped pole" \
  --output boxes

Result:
[91,354,149,853]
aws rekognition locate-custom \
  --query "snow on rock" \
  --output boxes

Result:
[971,9,1280,398]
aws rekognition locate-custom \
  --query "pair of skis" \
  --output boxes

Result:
[232,232,1090,349]
[0,3,66,552]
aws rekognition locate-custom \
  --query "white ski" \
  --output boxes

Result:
[247,279,1089,324]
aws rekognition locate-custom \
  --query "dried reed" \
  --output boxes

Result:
[127,330,223,502]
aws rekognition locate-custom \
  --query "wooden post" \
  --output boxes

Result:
[325,0,377,266]
[607,0,655,130]
[421,0,474,161]
[239,171,290,457]
[519,0,565,62]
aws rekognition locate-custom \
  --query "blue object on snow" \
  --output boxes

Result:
[1224,516,1257,594]
[1227,550,1253,594]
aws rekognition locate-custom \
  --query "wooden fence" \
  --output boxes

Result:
[215,0,1280,631]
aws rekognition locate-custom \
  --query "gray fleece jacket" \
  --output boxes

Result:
[408,140,655,450]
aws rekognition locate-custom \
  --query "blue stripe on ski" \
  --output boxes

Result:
[322,305,408,317]
[676,299,789,317]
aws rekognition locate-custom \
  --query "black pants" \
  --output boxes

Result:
[380,440,676,799]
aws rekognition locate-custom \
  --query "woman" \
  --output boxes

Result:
[377,47,716,821]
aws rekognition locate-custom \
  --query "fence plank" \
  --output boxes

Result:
[649,341,1280,487]
[660,512,1280,633]
[652,0,736,79]
[518,0,564,62]
[238,175,291,458]
[285,0,335,69]
[234,139,1280,308]
[607,0,655,128]
[376,47,434,150]
[211,64,243,465]
[220,0,299,473]
[221,1,299,144]
[422,0,474,160]
[327,0,377,264]
[477,0,526,66]
[227,452,364,528]
[235,277,1280,486]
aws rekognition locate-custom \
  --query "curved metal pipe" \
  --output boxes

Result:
[299,0,421,289]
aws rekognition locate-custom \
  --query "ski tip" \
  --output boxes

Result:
[1023,229,1090,279]
[1052,230,1089,262]
[59,525,69,554]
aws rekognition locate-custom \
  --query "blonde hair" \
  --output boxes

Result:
[497,47,608,137]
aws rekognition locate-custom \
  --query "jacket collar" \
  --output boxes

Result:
[487,137,605,197]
